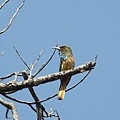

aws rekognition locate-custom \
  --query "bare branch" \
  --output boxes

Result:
[32,49,43,68]
[66,70,91,92]
[41,94,57,103]
[1,93,32,104]
[0,61,96,93]
[95,55,98,62]
[0,98,19,120]
[0,0,9,9]
[0,73,15,81]
[43,107,60,119]
[29,49,43,78]
[29,104,37,113]
[55,110,60,120]
[0,0,25,34]
[22,71,44,120]
[0,65,94,105]
[14,46,30,70]
[33,44,58,78]
[0,72,21,82]
[5,108,9,118]
[29,65,34,78]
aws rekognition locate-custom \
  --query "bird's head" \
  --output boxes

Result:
[52,46,73,60]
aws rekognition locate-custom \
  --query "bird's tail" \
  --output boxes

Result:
[58,84,66,100]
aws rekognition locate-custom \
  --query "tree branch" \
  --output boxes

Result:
[0,69,91,105]
[0,72,22,82]
[32,49,43,68]
[0,0,9,9]
[0,0,25,34]
[0,98,19,120]
[22,71,44,120]
[43,107,60,119]
[0,65,94,112]
[14,47,30,70]
[0,61,96,93]
[33,44,58,78]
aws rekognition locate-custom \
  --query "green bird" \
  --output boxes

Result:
[53,46,75,100]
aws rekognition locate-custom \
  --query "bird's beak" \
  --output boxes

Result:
[52,46,60,50]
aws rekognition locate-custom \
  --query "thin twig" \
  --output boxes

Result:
[29,104,37,113]
[14,46,30,70]
[43,107,60,119]
[66,70,91,92]
[33,49,43,68]
[29,65,34,78]
[0,73,15,81]
[95,55,98,62]
[0,0,25,34]
[55,110,60,120]
[1,93,32,104]
[0,0,9,9]
[33,44,58,78]
[0,72,22,82]
[5,108,10,118]
[0,71,27,81]
[29,49,43,78]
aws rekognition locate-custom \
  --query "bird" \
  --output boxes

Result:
[52,46,75,100]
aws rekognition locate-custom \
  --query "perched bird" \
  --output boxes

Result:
[52,46,75,100]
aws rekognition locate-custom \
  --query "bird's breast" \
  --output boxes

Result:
[61,57,75,71]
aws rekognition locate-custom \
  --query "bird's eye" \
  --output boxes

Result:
[59,51,62,56]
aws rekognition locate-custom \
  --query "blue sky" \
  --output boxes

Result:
[0,0,120,119]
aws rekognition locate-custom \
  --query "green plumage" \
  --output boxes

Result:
[53,46,75,100]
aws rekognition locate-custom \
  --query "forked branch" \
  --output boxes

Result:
[0,98,18,120]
